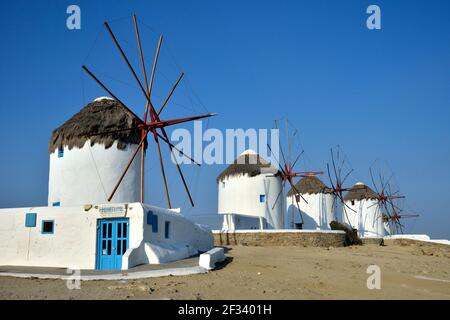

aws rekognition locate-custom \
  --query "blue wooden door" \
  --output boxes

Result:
[96,218,129,270]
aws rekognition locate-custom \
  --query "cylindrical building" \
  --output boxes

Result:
[217,149,284,230]
[286,176,335,229]
[342,182,384,238]
[47,97,144,207]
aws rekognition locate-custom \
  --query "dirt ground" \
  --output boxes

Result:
[0,242,449,300]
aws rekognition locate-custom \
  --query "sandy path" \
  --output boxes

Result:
[0,243,449,299]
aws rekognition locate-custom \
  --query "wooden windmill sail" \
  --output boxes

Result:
[82,15,216,207]
[368,162,419,234]
[383,209,419,234]
[383,191,419,234]
[326,146,363,222]
[369,161,419,234]
[268,119,322,226]
[368,163,404,226]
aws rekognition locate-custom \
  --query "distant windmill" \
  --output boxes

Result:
[368,163,403,222]
[326,146,362,222]
[268,119,322,227]
[82,15,216,207]
[369,161,419,234]
[383,209,419,234]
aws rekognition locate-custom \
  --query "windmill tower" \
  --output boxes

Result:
[217,149,284,230]
[342,182,383,238]
[286,176,334,230]
[48,97,144,206]
[78,15,215,208]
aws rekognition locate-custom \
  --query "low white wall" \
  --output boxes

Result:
[144,242,198,264]
[221,214,264,231]
[212,229,345,234]
[385,234,430,241]
[384,234,450,246]
[122,240,148,270]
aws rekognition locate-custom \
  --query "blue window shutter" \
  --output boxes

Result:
[147,211,153,225]
[52,202,60,207]
[152,214,158,233]
[25,213,37,227]
[58,147,64,158]
[146,211,158,232]
[259,194,266,203]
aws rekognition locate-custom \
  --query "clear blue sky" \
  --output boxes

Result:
[0,1,449,238]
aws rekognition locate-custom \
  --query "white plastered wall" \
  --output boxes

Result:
[0,203,144,270]
[218,173,284,230]
[48,140,141,206]
[124,204,213,266]
[286,193,335,229]
[220,214,262,231]
[343,199,384,238]
[0,203,214,270]
[141,204,213,252]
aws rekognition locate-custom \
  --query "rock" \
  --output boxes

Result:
[421,248,434,256]
[137,285,150,292]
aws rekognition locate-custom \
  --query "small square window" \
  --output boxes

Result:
[42,220,54,234]
[25,213,37,227]
[351,200,355,206]
[165,221,170,239]
[58,146,64,158]
[259,194,266,203]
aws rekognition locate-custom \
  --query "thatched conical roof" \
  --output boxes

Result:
[49,98,146,154]
[217,150,280,182]
[287,176,333,196]
[343,182,378,201]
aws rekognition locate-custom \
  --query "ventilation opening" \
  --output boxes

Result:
[165,221,170,239]
[42,220,54,234]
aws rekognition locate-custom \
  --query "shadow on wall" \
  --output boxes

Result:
[302,212,319,230]
[286,204,319,230]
